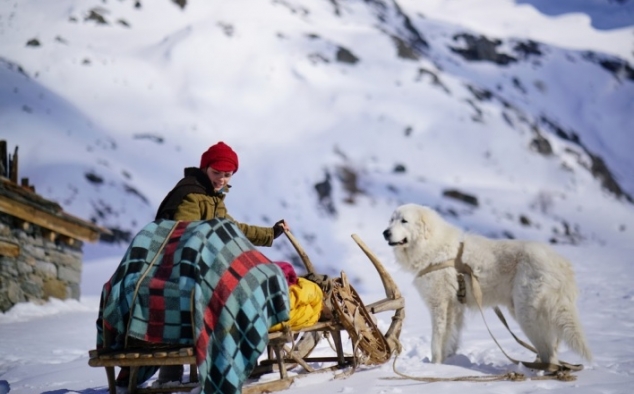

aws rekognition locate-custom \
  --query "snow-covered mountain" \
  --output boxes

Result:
[1,0,633,286]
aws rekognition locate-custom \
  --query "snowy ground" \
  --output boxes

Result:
[1,242,633,394]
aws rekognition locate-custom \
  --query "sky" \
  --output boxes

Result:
[1,0,633,393]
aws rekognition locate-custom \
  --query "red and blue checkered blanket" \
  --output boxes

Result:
[96,218,290,394]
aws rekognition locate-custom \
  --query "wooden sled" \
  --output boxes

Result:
[88,231,404,394]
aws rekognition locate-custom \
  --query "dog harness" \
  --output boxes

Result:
[416,242,467,303]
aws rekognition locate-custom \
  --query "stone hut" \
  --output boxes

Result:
[0,140,108,312]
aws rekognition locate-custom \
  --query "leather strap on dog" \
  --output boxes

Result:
[416,243,467,278]
[416,260,455,277]
[416,244,467,303]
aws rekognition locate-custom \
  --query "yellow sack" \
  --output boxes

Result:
[270,277,323,332]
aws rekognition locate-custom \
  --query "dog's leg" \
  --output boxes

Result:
[429,305,448,364]
[527,326,558,365]
[551,337,560,364]
[427,296,455,364]
[444,301,464,360]
[419,273,459,364]
[515,300,558,365]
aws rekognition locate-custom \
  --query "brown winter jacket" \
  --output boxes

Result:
[156,167,276,247]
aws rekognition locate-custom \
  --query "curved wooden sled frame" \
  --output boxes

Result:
[244,231,405,393]
[88,231,405,394]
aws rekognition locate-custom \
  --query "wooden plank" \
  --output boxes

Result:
[0,239,19,257]
[59,235,76,247]
[242,377,294,394]
[366,297,405,314]
[20,177,34,192]
[134,383,199,394]
[19,220,30,231]
[43,229,57,242]
[295,321,342,332]
[0,195,101,242]
[89,354,196,367]
[0,140,6,178]
[89,346,195,359]
[0,176,62,213]
[259,356,354,365]
[9,146,17,183]
[244,365,352,394]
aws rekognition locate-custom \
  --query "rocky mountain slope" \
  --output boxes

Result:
[1,0,632,277]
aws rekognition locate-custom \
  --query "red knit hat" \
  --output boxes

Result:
[200,142,239,173]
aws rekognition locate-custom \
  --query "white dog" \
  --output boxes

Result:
[383,203,592,366]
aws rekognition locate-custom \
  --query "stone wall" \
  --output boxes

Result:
[0,212,84,312]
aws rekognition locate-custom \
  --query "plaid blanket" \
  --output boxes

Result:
[96,218,290,394]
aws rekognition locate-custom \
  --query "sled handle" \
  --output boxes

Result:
[283,229,316,275]
[351,234,401,300]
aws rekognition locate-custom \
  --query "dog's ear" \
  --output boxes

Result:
[421,219,432,239]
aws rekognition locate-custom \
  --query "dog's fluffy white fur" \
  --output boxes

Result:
[383,203,592,365]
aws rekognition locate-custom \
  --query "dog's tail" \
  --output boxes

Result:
[560,308,593,362]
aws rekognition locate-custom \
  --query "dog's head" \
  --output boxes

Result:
[382,204,433,248]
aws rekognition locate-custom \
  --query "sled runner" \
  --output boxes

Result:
[88,220,404,394]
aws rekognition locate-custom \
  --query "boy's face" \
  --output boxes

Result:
[206,167,233,191]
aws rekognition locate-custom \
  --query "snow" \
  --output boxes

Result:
[1,0,633,393]
[1,244,633,393]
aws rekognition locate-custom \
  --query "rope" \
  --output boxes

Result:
[383,351,577,383]
[124,221,179,348]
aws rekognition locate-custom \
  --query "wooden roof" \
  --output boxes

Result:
[0,176,109,243]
